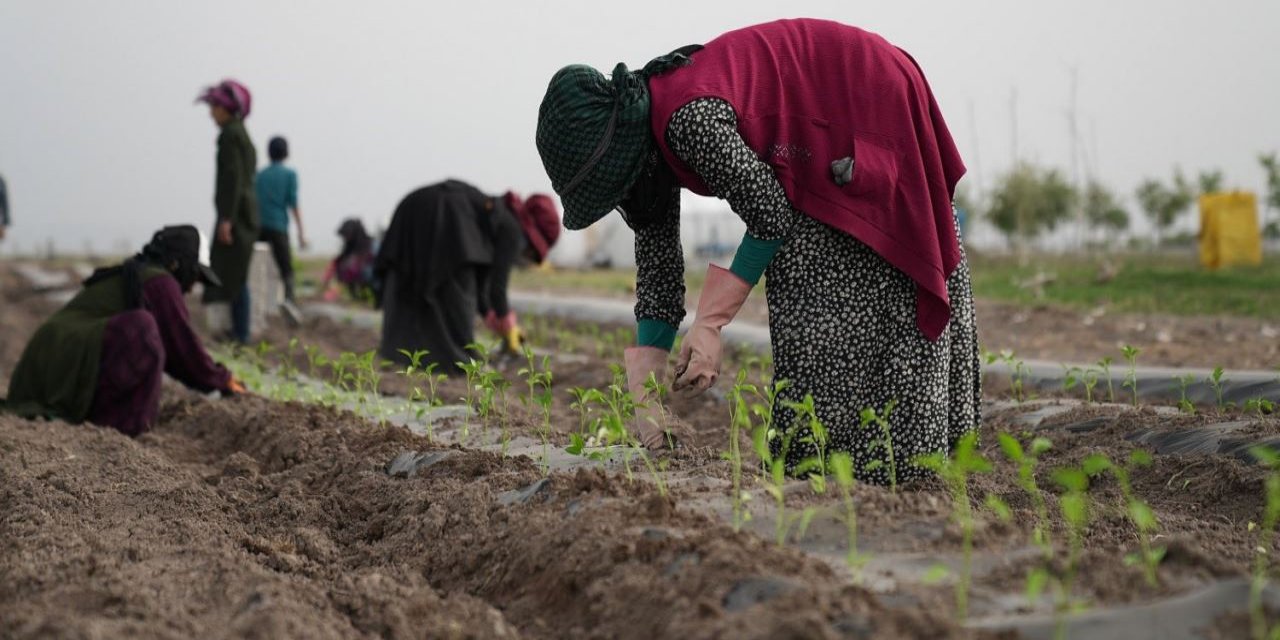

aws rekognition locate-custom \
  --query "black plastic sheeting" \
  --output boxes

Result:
[987,360,1280,409]
[971,578,1280,640]
[1026,410,1280,463]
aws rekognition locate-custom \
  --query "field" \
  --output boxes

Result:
[3,260,1280,639]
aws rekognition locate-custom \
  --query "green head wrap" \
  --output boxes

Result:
[536,46,702,230]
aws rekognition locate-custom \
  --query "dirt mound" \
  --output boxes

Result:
[0,396,978,639]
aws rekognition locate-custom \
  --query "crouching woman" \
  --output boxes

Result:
[3,225,245,436]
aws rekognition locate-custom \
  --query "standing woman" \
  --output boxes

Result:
[536,19,980,484]
[196,79,259,344]
[375,180,560,373]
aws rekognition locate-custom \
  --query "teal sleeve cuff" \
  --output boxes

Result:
[729,232,784,286]
[636,319,677,351]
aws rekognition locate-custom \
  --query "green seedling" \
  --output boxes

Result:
[327,353,352,392]
[474,369,504,428]
[349,350,387,423]
[457,357,484,438]
[998,349,1029,403]
[627,443,669,497]
[303,344,326,378]
[752,414,798,547]
[1082,368,1099,404]
[642,372,674,448]
[1245,397,1276,416]
[786,394,829,495]
[860,399,899,492]
[424,361,445,407]
[518,348,555,474]
[253,340,274,375]
[282,337,300,379]
[397,348,434,432]
[1176,374,1197,414]
[1208,366,1227,410]
[728,368,758,531]
[565,370,668,496]
[1097,356,1116,403]
[597,365,635,447]
[1248,446,1280,640]
[985,493,1013,522]
[568,387,604,437]
[916,432,992,623]
[465,341,493,368]
[997,432,1055,555]
[1050,458,1109,639]
[749,379,791,485]
[1087,451,1165,586]
[830,452,871,577]
[1061,365,1080,396]
[1121,345,1141,407]
[791,507,819,543]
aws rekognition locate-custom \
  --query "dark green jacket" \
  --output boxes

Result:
[205,118,259,302]
[5,267,167,422]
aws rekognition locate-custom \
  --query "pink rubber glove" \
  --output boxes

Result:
[496,311,518,334]
[483,309,502,334]
[625,346,675,450]
[320,262,339,301]
[672,264,752,398]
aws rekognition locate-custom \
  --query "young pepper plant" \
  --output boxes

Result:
[916,431,992,623]
[1085,450,1165,587]
[997,432,1055,556]
[830,452,871,579]
[1050,457,1109,638]
[860,400,900,493]
[1121,345,1141,407]
[1247,446,1280,640]
[727,368,758,531]
[1098,356,1116,403]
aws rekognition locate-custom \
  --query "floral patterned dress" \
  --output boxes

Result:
[634,98,981,484]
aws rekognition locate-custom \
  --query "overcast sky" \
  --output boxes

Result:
[1,0,1277,255]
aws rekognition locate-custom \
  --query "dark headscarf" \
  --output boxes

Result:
[535,45,701,230]
[84,225,221,309]
[336,218,373,261]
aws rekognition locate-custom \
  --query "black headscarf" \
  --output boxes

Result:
[83,225,220,309]
[336,218,373,262]
[535,44,703,231]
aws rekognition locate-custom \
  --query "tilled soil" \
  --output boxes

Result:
[5,261,1280,638]
[0,396,970,639]
[234,301,1280,634]
[973,299,1280,371]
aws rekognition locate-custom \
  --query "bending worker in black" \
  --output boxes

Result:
[375,179,561,373]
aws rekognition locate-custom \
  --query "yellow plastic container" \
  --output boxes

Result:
[1199,192,1262,269]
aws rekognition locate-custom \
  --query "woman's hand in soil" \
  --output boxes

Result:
[225,377,249,395]
[673,265,752,399]
[624,346,677,450]
[673,328,721,398]
[632,400,678,450]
